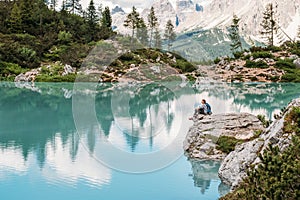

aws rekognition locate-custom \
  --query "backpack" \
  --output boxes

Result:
[206,103,212,114]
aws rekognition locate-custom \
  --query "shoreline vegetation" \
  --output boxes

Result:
[220,103,300,200]
[1,1,300,83]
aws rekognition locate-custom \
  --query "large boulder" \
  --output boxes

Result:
[293,58,300,69]
[218,98,300,189]
[183,113,264,160]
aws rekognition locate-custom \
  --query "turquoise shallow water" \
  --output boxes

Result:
[0,82,299,200]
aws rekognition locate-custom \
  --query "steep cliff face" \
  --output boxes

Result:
[218,98,300,189]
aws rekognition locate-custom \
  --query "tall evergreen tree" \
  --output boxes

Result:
[137,18,149,46]
[101,6,112,30]
[147,6,158,48]
[260,3,278,46]
[229,14,243,52]
[8,2,22,33]
[164,20,176,51]
[86,0,98,40]
[154,28,162,49]
[124,6,141,41]
[86,0,98,25]
[19,0,34,33]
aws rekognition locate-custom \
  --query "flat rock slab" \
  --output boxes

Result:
[184,113,264,160]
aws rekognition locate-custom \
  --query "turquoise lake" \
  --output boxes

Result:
[0,81,300,200]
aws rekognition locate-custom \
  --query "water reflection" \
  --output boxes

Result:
[188,159,225,194]
[0,82,299,193]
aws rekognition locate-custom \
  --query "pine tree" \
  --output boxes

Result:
[124,6,141,41]
[86,0,98,25]
[8,2,22,33]
[229,14,243,52]
[86,0,98,40]
[65,0,82,15]
[260,3,278,46]
[19,0,34,33]
[101,6,112,30]
[137,18,149,46]
[164,19,176,51]
[147,6,158,48]
[154,28,162,49]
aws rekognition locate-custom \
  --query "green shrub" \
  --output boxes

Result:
[257,114,272,128]
[171,59,196,73]
[35,74,76,82]
[283,107,300,134]
[119,52,135,61]
[250,76,258,81]
[0,61,27,80]
[58,31,73,44]
[281,69,300,82]
[221,106,300,200]
[275,59,296,69]
[186,74,196,82]
[214,57,221,64]
[252,51,274,59]
[233,51,243,59]
[216,136,242,154]
[245,60,268,69]
[270,75,280,82]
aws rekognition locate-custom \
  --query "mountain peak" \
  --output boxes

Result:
[111,5,125,15]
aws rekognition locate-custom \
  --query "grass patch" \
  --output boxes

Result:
[35,74,76,82]
[216,136,243,154]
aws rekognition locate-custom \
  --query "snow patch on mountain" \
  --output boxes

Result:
[111,0,300,45]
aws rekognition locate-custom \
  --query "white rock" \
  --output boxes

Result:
[293,58,300,69]
[218,98,300,189]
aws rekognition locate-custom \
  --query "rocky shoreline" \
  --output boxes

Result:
[184,98,300,189]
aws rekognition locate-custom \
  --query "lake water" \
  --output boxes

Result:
[0,81,299,200]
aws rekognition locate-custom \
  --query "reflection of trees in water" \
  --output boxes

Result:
[1,82,299,167]
[189,159,221,194]
[95,88,114,137]
[95,83,177,151]
[127,84,175,150]
[0,85,76,168]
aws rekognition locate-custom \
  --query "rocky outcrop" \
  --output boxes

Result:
[14,63,76,82]
[294,58,300,69]
[218,98,300,189]
[15,69,40,82]
[198,51,299,83]
[183,113,264,160]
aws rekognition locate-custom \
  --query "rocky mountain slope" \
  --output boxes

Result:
[184,97,300,190]
[112,0,300,44]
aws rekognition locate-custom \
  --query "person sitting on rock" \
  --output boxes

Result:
[199,99,212,115]
[189,99,212,120]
